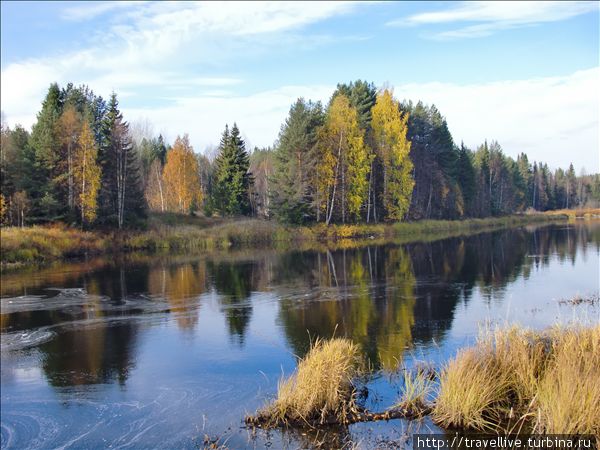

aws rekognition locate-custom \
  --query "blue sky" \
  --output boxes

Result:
[1,1,598,171]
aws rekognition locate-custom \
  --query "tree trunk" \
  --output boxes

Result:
[81,148,87,227]
[326,131,343,225]
[156,163,165,212]
[68,142,74,211]
[366,161,373,223]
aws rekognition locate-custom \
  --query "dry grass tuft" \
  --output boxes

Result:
[247,337,363,427]
[432,325,600,436]
[533,326,600,436]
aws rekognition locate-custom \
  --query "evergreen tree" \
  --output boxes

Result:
[98,92,145,227]
[402,101,461,219]
[516,153,532,209]
[332,80,377,130]
[28,83,64,220]
[456,143,476,216]
[212,123,252,216]
[270,99,324,223]
[565,163,577,209]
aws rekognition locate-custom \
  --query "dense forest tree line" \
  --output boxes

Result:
[1,81,598,228]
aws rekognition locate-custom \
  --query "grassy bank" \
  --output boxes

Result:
[0,224,109,266]
[432,325,600,435]
[247,325,600,437]
[544,207,600,220]
[1,212,571,266]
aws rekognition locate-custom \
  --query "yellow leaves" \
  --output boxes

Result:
[318,95,369,221]
[145,159,165,212]
[0,194,6,225]
[162,134,202,214]
[74,121,101,224]
[372,89,414,221]
[57,105,81,146]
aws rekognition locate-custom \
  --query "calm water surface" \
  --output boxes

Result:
[1,222,599,449]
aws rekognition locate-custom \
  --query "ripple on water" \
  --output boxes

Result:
[0,330,56,352]
[0,411,61,450]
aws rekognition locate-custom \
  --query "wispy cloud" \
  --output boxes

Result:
[1,1,364,129]
[391,68,599,171]
[127,68,599,173]
[387,1,598,39]
[61,1,147,21]
[124,84,335,152]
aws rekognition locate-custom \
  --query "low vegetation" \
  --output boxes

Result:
[1,212,569,267]
[247,325,600,438]
[432,325,600,436]
[393,367,434,419]
[246,338,364,427]
[0,224,108,265]
[544,208,600,219]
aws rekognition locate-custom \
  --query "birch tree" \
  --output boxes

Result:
[371,89,414,221]
[74,121,101,224]
[162,135,202,214]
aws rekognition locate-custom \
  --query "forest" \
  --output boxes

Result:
[1,80,598,229]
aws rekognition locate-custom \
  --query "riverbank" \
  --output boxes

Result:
[0,212,573,267]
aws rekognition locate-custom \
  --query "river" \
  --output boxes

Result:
[1,222,599,449]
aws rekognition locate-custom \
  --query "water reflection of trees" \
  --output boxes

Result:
[208,259,267,344]
[0,223,595,386]
[275,247,416,370]
[147,262,207,330]
[274,223,597,369]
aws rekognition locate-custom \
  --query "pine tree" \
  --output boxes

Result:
[212,124,252,216]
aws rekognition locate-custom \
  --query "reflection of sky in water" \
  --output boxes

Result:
[1,222,599,449]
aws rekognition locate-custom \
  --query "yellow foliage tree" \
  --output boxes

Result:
[74,121,101,224]
[57,105,82,212]
[0,193,6,225]
[162,135,202,214]
[145,159,165,212]
[371,89,414,221]
[315,95,369,224]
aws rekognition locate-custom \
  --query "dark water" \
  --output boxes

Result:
[1,222,599,449]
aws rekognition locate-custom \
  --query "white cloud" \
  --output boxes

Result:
[1,2,597,172]
[124,84,334,153]
[390,67,599,172]
[1,1,363,129]
[387,1,598,39]
[123,68,599,173]
[62,1,147,21]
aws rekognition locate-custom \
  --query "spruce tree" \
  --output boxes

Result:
[271,99,324,223]
[98,93,145,227]
[212,123,252,216]
[28,83,64,221]
[456,143,476,216]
